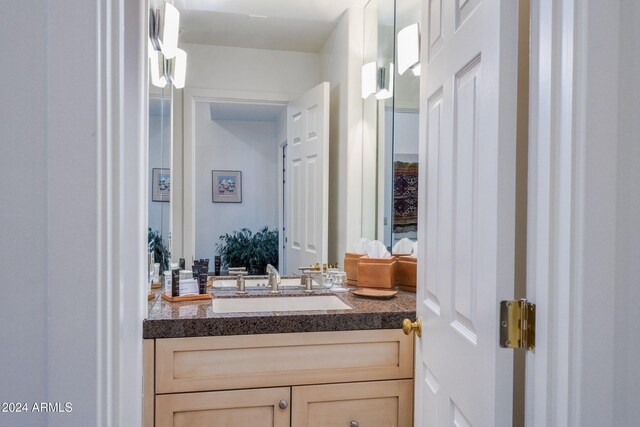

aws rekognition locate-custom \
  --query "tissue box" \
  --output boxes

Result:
[357,256,397,289]
[396,256,417,292]
[344,253,366,285]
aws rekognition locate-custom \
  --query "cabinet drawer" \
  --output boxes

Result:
[156,329,413,393]
[292,380,413,427]
[156,387,290,427]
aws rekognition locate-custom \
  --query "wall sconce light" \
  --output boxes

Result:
[150,2,180,58]
[362,62,378,99]
[149,2,187,88]
[167,48,187,89]
[375,63,394,99]
[362,62,394,99]
[397,23,421,76]
[149,45,167,88]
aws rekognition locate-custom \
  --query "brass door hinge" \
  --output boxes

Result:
[499,299,536,351]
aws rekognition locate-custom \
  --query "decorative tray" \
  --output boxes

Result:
[351,288,398,299]
[161,293,212,302]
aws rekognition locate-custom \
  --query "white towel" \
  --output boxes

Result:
[411,241,418,258]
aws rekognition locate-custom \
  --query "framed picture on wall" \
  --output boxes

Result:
[152,168,171,202]
[212,170,242,203]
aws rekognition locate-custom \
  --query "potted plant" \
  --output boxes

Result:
[216,227,278,275]
[148,228,171,272]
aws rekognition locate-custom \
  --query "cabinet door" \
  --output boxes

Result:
[291,380,413,427]
[156,387,290,427]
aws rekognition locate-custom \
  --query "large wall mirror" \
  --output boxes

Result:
[147,0,421,276]
[362,0,421,252]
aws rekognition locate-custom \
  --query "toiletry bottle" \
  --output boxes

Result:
[198,274,207,294]
[214,256,221,276]
[171,269,180,297]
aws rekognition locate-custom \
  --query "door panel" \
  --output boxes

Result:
[416,0,519,425]
[285,82,329,273]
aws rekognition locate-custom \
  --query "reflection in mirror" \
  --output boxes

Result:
[362,0,421,253]
[169,0,369,275]
[194,101,286,275]
[148,86,172,277]
[391,0,421,251]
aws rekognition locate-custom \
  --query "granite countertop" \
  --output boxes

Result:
[144,287,416,339]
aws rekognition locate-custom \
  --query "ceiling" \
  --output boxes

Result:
[174,0,368,52]
[209,102,286,121]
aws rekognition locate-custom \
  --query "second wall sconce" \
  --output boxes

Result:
[397,23,421,76]
[362,62,395,99]
[149,2,187,89]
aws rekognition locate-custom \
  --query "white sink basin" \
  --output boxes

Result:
[211,295,352,313]
[212,277,303,289]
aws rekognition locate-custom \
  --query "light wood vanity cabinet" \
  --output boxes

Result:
[145,330,414,427]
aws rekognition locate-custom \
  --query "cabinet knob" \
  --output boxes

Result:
[350,421,359,427]
[279,399,288,409]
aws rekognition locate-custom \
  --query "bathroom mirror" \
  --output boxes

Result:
[165,0,372,276]
[148,83,172,273]
[147,0,419,275]
[362,0,421,253]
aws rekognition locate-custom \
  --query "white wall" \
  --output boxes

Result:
[614,1,640,425]
[570,1,640,425]
[194,102,279,263]
[1,1,145,426]
[184,43,321,96]
[0,2,48,425]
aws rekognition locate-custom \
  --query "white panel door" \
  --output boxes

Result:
[285,82,329,274]
[416,0,519,425]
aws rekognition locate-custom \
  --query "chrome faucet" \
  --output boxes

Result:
[235,272,247,294]
[266,264,281,294]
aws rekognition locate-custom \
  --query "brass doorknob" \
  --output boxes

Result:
[402,318,422,337]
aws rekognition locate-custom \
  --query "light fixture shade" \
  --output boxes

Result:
[362,62,377,99]
[171,48,187,89]
[375,63,394,100]
[149,48,167,88]
[397,23,420,76]
[159,2,180,59]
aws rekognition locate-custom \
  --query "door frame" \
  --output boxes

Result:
[526,0,623,425]
[279,140,288,273]
[180,88,289,267]
[96,0,624,423]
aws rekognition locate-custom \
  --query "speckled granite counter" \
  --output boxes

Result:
[144,288,416,339]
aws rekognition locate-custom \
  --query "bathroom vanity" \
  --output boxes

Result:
[143,290,416,427]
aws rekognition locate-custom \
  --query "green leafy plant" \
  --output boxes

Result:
[148,228,171,272]
[216,227,279,275]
